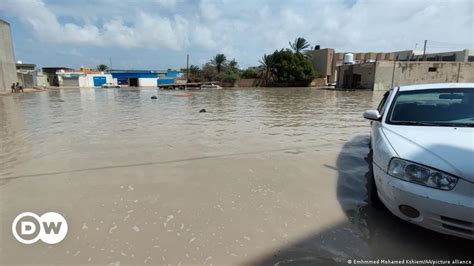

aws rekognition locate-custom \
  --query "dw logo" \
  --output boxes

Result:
[12,212,68,244]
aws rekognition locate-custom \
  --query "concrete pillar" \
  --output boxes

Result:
[0,19,17,92]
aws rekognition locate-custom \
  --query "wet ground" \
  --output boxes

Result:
[0,88,472,265]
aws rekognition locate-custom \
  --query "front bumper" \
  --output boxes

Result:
[373,163,474,240]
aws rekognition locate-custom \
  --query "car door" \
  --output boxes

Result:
[371,89,393,169]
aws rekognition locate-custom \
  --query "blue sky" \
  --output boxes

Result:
[0,0,473,70]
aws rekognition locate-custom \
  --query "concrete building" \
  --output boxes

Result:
[310,47,429,85]
[334,49,474,65]
[42,67,73,86]
[412,49,474,62]
[308,48,336,84]
[16,63,38,88]
[110,69,184,87]
[0,19,17,92]
[111,70,159,87]
[310,45,474,89]
[56,69,113,87]
[334,50,424,65]
[336,61,474,91]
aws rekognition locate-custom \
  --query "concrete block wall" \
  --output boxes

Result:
[373,61,474,91]
[233,79,258,87]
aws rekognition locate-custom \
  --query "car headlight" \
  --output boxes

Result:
[388,158,458,190]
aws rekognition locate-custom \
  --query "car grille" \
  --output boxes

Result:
[440,216,474,236]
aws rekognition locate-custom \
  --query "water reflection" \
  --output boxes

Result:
[0,89,381,199]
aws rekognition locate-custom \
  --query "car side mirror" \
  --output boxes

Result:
[363,110,382,121]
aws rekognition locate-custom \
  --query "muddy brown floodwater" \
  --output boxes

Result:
[0,88,472,265]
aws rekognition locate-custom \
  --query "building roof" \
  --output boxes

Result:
[110,69,182,74]
[110,69,158,73]
[42,67,72,70]
[17,63,36,68]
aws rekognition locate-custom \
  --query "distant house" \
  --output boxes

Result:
[17,63,38,88]
[308,46,474,88]
[336,61,474,91]
[110,70,159,87]
[110,69,184,87]
[42,67,73,86]
[55,69,113,88]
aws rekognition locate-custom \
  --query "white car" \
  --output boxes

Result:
[102,83,121,88]
[364,83,474,240]
[200,83,222,89]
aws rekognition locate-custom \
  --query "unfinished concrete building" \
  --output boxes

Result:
[0,19,17,92]
[308,47,336,84]
[336,61,474,91]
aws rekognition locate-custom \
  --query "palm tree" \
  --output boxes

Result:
[257,54,276,87]
[212,54,227,73]
[96,64,109,71]
[229,59,238,70]
[289,37,310,53]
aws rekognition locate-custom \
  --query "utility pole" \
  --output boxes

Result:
[422,40,427,61]
[457,63,461,82]
[186,54,189,82]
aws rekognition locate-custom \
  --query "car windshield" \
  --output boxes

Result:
[388,88,474,127]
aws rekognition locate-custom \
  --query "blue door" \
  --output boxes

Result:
[93,76,107,87]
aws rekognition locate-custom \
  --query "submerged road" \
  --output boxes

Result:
[0,88,471,265]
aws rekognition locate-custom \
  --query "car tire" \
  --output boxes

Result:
[367,149,383,208]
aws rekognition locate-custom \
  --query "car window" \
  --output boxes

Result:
[377,90,391,114]
[388,88,474,127]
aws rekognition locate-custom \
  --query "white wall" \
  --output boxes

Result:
[138,78,158,87]
[36,74,48,87]
[78,74,113,87]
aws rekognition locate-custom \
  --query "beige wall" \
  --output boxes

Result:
[336,61,474,90]
[374,61,474,91]
[234,78,258,87]
[310,78,326,87]
[336,62,376,89]
[308,48,336,84]
[0,20,17,91]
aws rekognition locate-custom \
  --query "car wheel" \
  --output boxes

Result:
[367,149,383,208]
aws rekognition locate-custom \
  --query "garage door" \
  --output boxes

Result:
[62,77,79,87]
[93,76,107,87]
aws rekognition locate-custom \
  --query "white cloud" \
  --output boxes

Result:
[154,0,178,8]
[1,0,473,68]
[199,0,221,21]
[193,25,217,49]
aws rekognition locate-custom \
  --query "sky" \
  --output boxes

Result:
[0,0,473,70]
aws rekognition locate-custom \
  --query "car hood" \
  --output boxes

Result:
[383,125,474,182]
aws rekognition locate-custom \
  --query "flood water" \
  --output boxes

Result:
[0,88,472,265]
